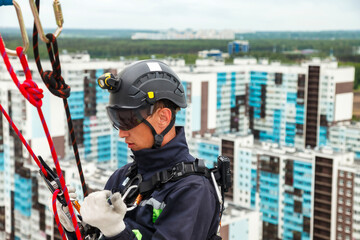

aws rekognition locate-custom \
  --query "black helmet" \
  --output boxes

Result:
[99,60,187,109]
[98,60,187,148]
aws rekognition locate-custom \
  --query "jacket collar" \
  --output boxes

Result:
[131,127,194,180]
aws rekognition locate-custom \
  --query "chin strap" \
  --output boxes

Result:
[142,117,176,148]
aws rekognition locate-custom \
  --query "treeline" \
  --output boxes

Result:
[2,35,360,87]
[2,36,360,60]
[4,28,360,40]
[236,30,360,40]
[1,37,229,59]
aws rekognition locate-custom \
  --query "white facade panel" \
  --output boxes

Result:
[335,93,353,121]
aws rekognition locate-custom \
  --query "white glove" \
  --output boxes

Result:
[80,190,126,237]
[48,185,78,232]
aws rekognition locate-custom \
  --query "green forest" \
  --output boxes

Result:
[1,29,360,88]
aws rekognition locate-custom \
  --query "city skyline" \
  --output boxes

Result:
[0,53,358,239]
[0,0,359,31]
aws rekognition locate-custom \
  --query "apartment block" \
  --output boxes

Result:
[173,58,355,150]
[225,135,355,240]
[191,130,356,240]
[228,40,250,55]
[328,122,360,161]
[220,202,261,240]
[335,163,360,240]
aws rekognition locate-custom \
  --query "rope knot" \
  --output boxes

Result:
[20,79,44,107]
[42,71,71,98]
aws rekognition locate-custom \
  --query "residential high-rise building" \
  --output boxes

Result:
[215,133,355,240]
[228,40,250,55]
[174,58,355,150]
[328,122,360,161]
[247,60,354,149]
[335,163,360,240]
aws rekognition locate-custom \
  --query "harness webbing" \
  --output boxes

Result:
[0,36,82,240]
[32,0,88,198]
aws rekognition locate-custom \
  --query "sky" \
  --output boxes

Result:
[0,0,360,31]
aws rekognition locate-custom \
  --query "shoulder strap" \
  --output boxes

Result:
[138,159,210,196]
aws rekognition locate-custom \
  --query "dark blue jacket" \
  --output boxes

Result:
[68,127,220,240]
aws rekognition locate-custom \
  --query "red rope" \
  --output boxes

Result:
[0,103,48,178]
[0,34,83,240]
[0,41,42,108]
[52,189,66,240]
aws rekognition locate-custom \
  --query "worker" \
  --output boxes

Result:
[53,60,222,240]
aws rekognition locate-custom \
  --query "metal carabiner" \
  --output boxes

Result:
[106,185,141,211]
[121,185,141,211]
[29,0,64,43]
[121,185,139,201]
[0,0,29,56]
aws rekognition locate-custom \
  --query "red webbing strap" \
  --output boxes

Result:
[0,35,83,240]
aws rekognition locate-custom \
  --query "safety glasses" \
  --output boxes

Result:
[106,105,153,131]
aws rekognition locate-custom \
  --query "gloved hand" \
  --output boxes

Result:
[80,190,126,237]
[48,185,78,232]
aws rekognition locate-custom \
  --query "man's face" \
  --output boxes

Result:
[118,115,156,151]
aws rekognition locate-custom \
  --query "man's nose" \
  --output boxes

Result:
[119,129,129,138]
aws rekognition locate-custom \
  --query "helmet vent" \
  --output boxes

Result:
[133,72,179,88]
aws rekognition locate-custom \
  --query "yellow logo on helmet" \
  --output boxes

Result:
[147,91,154,99]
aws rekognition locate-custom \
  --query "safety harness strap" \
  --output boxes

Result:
[136,159,211,196]
[120,159,223,240]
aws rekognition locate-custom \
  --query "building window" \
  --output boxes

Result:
[346,190,352,197]
[346,208,351,215]
[339,179,344,186]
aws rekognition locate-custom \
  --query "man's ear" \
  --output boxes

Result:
[157,108,172,128]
